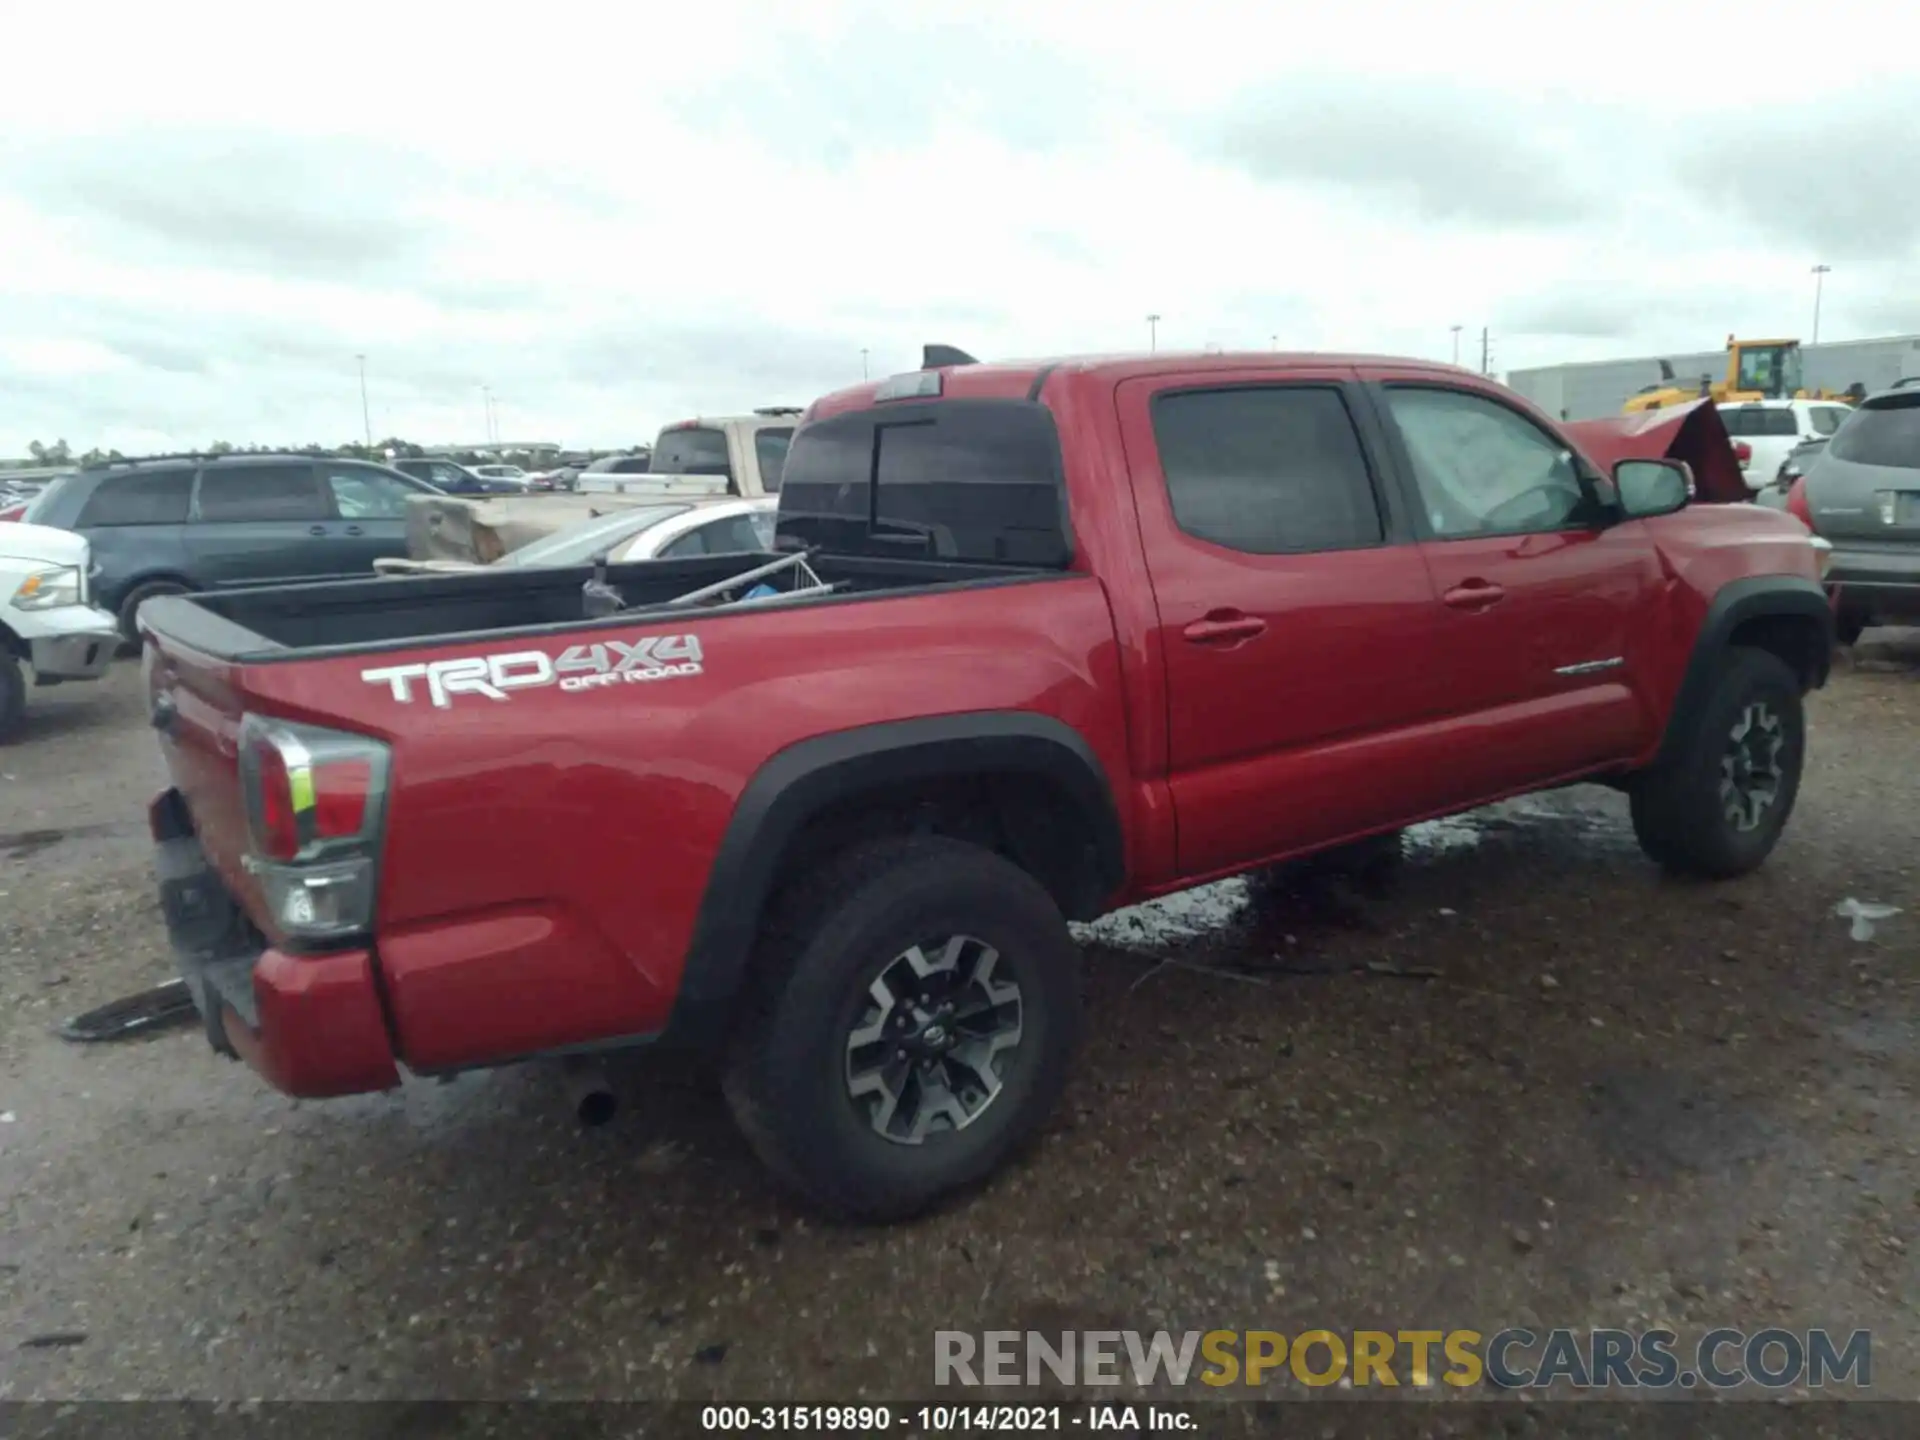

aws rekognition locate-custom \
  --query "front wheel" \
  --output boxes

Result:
[1628,648,1805,879]
[724,835,1082,1222]
[0,654,25,742]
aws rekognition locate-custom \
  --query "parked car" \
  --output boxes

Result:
[139,349,1830,1222]
[1,521,120,739]
[391,458,519,496]
[372,497,777,575]
[471,464,531,488]
[23,452,444,642]
[1780,386,1920,643]
[574,413,795,500]
[1716,399,1853,492]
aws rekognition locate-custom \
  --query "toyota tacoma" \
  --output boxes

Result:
[138,348,1834,1220]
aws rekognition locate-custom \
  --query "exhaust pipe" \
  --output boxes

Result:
[563,1058,618,1127]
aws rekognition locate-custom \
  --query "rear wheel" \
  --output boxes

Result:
[1629,648,1805,879]
[724,835,1082,1222]
[0,654,25,742]
[116,579,190,647]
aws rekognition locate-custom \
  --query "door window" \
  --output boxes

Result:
[325,467,417,519]
[1150,386,1384,553]
[1810,406,1849,436]
[754,428,793,492]
[1382,387,1591,537]
[74,469,193,526]
[194,465,327,522]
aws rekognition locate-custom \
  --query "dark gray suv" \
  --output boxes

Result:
[1798,389,1920,643]
[23,453,442,641]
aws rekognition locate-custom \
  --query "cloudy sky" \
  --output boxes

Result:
[3,0,1916,455]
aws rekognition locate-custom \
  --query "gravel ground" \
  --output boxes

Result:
[2,640,1918,1412]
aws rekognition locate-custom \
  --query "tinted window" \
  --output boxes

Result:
[325,466,417,519]
[74,469,192,526]
[1810,406,1849,436]
[196,464,326,522]
[754,428,793,492]
[1719,408,1797,437]
[658,512,773,559]
[653,427,731,476]
[1152,387,1382,553]
[1828,396,1920,470]
[778,399,1070,567]
[1384,386,1590,537]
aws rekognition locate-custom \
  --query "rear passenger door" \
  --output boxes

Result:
[187,463,350,587]
[1116,369,1456,876]
[321,464,423,572]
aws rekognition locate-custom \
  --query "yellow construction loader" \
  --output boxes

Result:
[1622,337,1860,414]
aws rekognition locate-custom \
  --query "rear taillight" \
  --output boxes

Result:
[1785,476,1815,532]
[0,503,25,522]
[1733,441,1752,467]
[238,715,390,945]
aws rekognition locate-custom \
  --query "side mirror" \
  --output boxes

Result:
[1614,459,1690,518]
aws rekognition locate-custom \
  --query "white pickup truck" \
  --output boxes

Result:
[0,521,121,739]
[575,408,799,500]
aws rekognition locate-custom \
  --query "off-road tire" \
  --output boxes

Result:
[1628,647,1805,879]
[723,835,1083,1223]
[0,654,25,742]
[117,579,190,648]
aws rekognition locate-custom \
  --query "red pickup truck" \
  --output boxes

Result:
[141,348,1834,1220]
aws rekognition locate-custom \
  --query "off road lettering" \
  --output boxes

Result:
[362,635,704,707]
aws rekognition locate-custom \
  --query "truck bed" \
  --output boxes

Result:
[139,550,1052,662]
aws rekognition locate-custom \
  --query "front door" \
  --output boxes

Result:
[1361,375,1661,796]
[320,463,420,571]
[1116,370,1456,878]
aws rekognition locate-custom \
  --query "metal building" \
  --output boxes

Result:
[1504,334,1920,422]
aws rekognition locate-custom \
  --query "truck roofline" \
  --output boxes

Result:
[802,351,1480,422]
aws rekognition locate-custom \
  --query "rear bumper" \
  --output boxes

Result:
[1826,546,1920,619]
[151,791,399,1098]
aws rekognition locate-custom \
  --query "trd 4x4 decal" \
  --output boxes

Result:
[362,635,704,708]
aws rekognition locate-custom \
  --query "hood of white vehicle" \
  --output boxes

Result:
[0,521,87,571]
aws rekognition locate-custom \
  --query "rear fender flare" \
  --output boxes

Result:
[665,712,1124,1049]
[1654,575,1833,768]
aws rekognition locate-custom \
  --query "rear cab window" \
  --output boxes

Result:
[778,399,1071,566]
[1720,407,1798,437]
[653,427,733,479]
[74,469,193,526]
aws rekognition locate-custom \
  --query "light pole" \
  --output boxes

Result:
[1450,325,1463,366]
[861,348,869,380]
[355,354,372,449]
[1811,264,1831,345]
[1147,314,1161,352]
[1270,334,1278,350]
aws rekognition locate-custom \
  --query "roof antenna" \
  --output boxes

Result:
[922,344,978,370]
